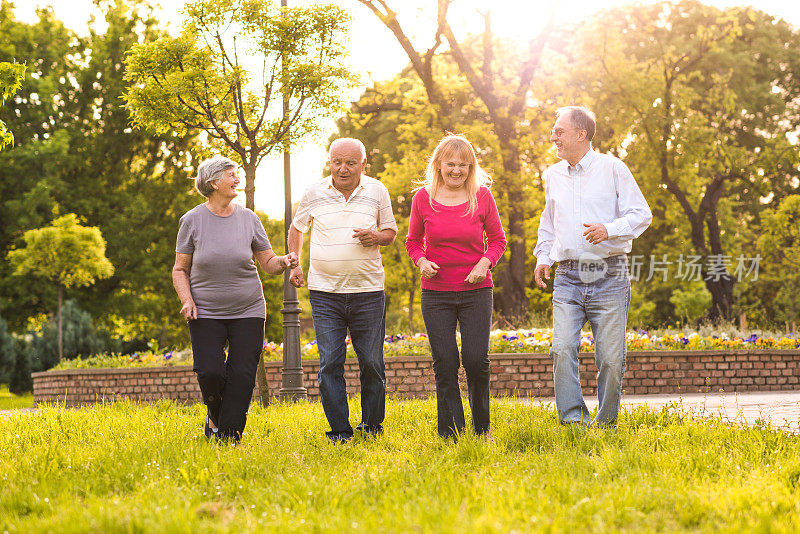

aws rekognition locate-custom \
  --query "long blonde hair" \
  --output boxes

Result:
[422,134,491,216]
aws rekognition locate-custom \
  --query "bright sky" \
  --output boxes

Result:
[14,0,800,218]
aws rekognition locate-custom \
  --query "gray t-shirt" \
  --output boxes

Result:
[176,204,271,319]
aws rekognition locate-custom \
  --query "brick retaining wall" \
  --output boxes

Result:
[32,349,800,407]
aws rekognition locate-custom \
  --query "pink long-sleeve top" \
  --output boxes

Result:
[405,186,507,292]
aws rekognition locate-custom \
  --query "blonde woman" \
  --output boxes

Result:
[405,134,507,437]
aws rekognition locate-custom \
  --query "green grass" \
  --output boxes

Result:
[0,384,33,410]
[2,398,799,533]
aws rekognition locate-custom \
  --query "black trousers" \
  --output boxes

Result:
[421,287,493,436]
[188,317,264,441]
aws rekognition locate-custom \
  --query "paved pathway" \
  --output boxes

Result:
[522,390,800,433]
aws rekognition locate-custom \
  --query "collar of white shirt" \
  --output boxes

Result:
[325,176,364,196]
[567,148,597,175]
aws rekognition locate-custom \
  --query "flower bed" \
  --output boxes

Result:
[51,329,800,370]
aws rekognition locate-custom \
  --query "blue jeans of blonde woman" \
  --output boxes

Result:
[551,255,630,426]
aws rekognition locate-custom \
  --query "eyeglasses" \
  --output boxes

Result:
[550,127,580,138]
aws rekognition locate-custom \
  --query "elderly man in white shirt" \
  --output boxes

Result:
[288,138,397,442]
[533,106,652,426]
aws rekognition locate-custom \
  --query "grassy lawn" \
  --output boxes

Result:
[2,398,799,533]
[0,384,33,410]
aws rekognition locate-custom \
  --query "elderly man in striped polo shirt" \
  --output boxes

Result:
[288,138,398,442]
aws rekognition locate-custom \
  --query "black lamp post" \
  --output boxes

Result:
[278,0,307,401]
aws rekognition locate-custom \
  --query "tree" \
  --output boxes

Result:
[8,337,31,394]
[573,0,800,320]
[0,59,24,149]
[0,312,13,383]
[669,283,713,326]
[355,0,557,320]
[8,214,114,361]
[124,0,355,210]
[0,1,202,346]
[757,195,800,329]
[28,300,106,371]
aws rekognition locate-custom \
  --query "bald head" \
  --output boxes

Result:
[329,138,367,161]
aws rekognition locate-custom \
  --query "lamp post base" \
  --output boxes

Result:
[279,273,307,401]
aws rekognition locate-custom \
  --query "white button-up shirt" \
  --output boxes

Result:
[534,149,652,266]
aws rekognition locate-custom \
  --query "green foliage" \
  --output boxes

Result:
[0,313,13,383]
[8,214,113,290]
[0,1,201,346]
[0,60,24,149]
[27,300,106,371]
[124,0,356,209]
[2,400,800,530]
[8,336,31,394]
[757,194,800,326]
[670,282,714,325]
[628,289,657,329]
[572,0,800,320]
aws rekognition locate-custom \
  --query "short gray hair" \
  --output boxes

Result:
[556,106,596,141]
[195,156,237,197]
[328,138,367,160]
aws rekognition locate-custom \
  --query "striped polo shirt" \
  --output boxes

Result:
[292,175,397,293]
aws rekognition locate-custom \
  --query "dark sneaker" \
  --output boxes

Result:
[325,430,353,443]
[355,423,383,436]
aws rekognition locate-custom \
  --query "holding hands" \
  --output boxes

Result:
[280,252,299,270]
[289,265,304,288]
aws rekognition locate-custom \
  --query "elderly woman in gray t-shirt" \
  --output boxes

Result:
[172,156,298,442]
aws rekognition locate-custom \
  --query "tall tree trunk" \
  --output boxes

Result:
[495,132,527,320]
[704,276,735,320]
[243,160,257,212]
[702,206,735,320]
[242,158,270,407]
[57,284,63,362]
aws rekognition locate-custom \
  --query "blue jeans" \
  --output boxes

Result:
[421,287,493,437]
[309,290,386,439]
[551,255,630,426]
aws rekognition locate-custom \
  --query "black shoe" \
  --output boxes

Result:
[325,430,353,443]
[355,423,383,436]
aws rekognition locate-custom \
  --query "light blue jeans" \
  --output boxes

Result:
[551,255,630,426]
